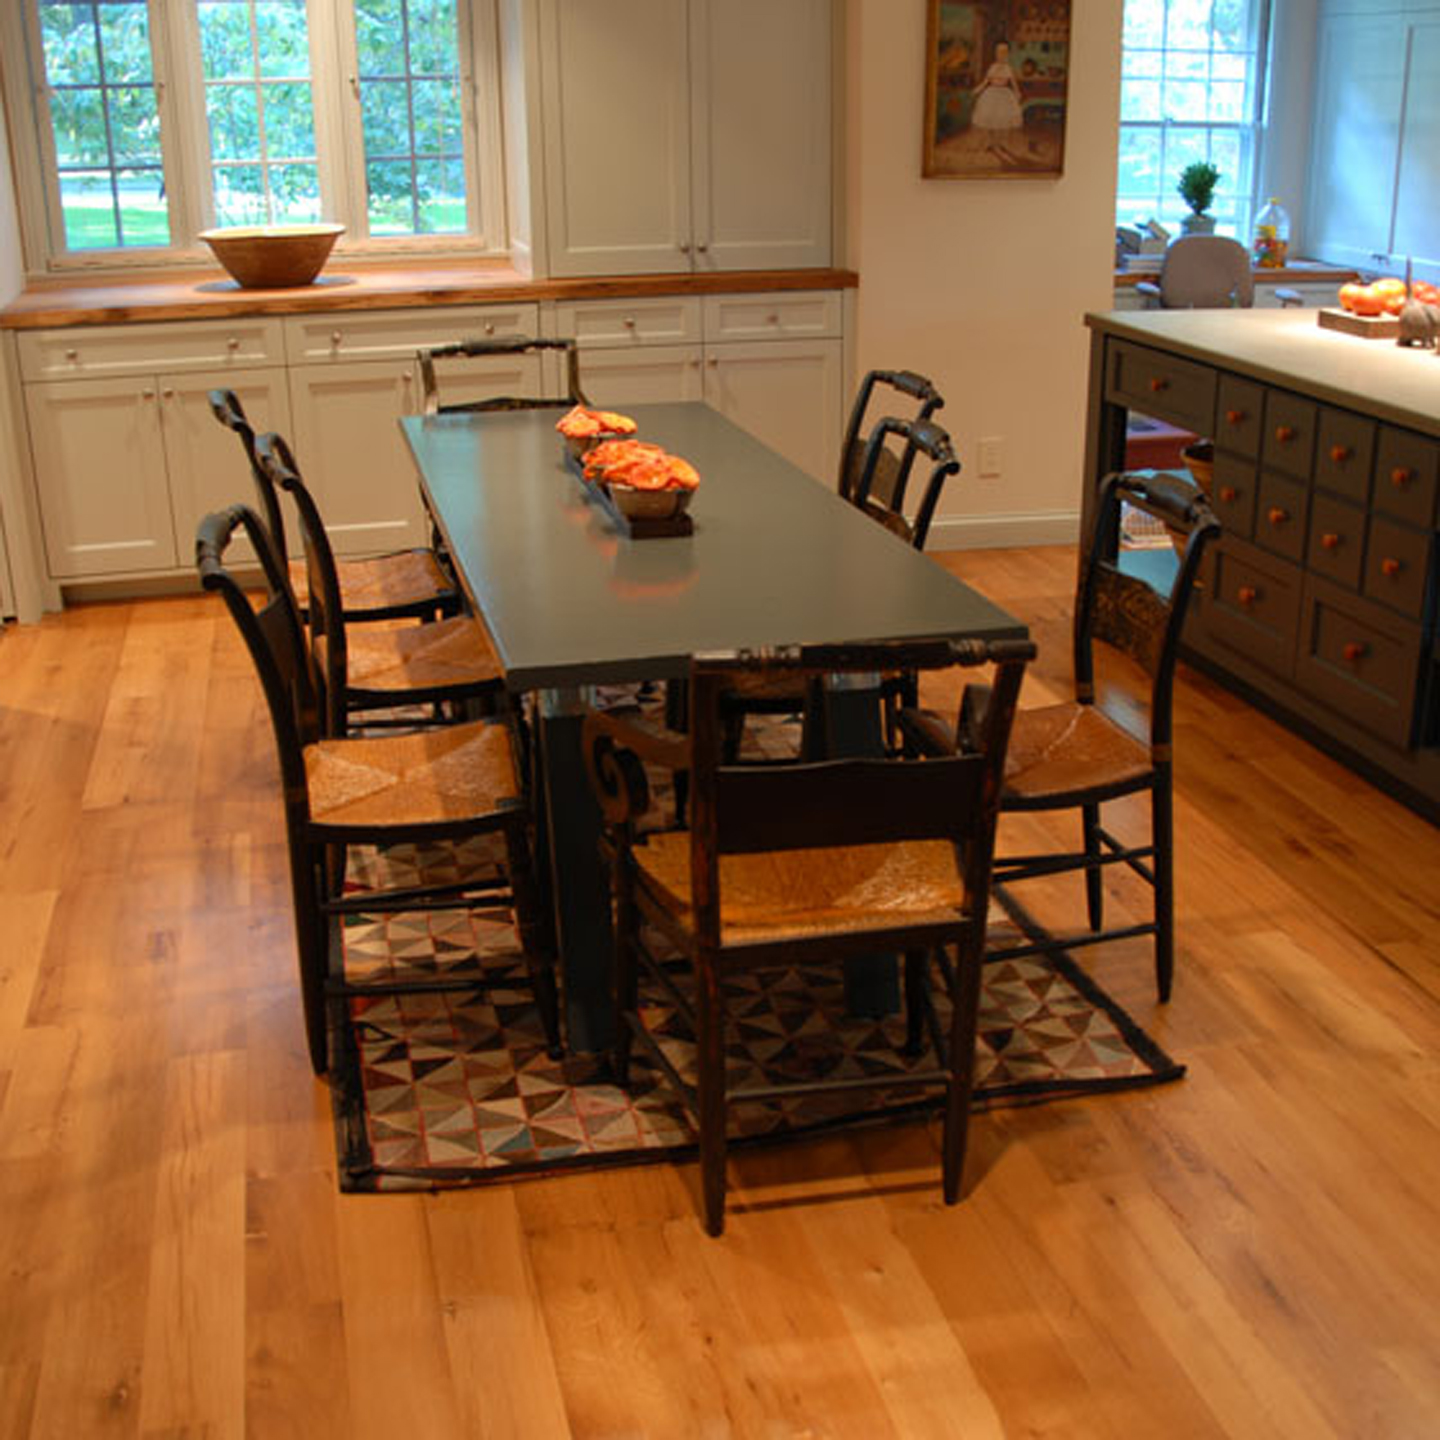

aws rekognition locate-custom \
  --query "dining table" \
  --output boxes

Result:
[401,402,1027,1052]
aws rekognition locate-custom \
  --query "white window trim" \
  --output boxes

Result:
[0,0,510,276]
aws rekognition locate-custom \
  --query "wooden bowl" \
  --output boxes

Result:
[198,224,345,288]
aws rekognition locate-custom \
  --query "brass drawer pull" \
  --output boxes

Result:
[1320,531,1341,550]
[1274,424,1297,443]
[1390,467,1413,489]
[1329,444,1351,463]
[1148,376,1168,393]
[1342,642,1367,663]
[1218,485,1239,503]
[1225,407,1246,425]
[1237,585,1258,607]
[1267,506,1289,526]
[1381,557,1402,578]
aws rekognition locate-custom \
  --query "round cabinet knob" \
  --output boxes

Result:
[622,317,636,329]
[64,348,78,361]
[1225,408,1245,425]
[1237,586,1258,607]
[1342,641,1367,663]
[696,241,709,253]
[140,388,156,401]
[766,313,780,326]
[678,242,691,255]
[483,322,495,335]
[1381,557,1402,578]
[331,330,343,346]
[1274,424,1296,443]
[706,357,718,368]
[161,387,175,399]
[1391,466,1413,489]
[1218,485,1239,503]
[1148,376,1168,393]
[227,336,240,350]
[1267,506,1289,526]
[1320,531,1341,550]
[1329,444,1351,463]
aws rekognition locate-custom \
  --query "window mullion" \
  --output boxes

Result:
[151,0,207,250]
[309,0,355,231]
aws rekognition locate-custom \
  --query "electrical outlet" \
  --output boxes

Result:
[978,436,1003,477]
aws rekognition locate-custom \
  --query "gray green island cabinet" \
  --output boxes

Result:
[1084,308,1440,820]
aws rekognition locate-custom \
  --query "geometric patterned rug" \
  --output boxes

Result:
[329,844,1184,1193]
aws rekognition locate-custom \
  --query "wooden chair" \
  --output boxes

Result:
[254,431,505,737]
[585,636,1034,1235]
[1136,235,1302,309]
[899,469,1221,1001]
[837,368,945,506]
[208,388,460,624]
[197,504,560,1074]
[417,335,588,415]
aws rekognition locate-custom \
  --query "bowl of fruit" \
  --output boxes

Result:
[582,438,700,519]
[555,404,638,460]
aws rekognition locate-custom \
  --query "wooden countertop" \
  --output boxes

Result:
[0,260,859,330]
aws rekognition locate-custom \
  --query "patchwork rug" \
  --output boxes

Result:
[330,838,1184,1193]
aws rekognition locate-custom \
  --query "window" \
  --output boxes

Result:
[1116,0,1269,239]
[3,0,502,266]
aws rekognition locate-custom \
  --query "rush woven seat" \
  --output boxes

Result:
[209,388,460,624]
[255,432,505,735]
[899,469,1220,1001]
[197,504,560,1075]
[585,636,1034,1235]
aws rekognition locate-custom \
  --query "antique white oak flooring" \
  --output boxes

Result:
[1,545,1437,1438]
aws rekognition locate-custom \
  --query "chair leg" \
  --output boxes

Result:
[503,823,563,1058]
[1152,775,1175,1001]
[1082,801,1104,931]
[610,854,639,1086]
[293,841,332,1076]
[902,949,928,1057]
[696,956,729,1236]
[942,933,984,1205]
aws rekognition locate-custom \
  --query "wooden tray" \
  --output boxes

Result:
[566,451,694,539]
[1317,308,1401,339]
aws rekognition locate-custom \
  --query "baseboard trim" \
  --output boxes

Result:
[928,511,1080,550]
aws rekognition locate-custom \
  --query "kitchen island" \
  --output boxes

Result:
[1084,307,1439,819]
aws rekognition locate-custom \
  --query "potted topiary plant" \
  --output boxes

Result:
[1177,161,1220,235]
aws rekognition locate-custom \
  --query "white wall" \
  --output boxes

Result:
[845,0,1124,548]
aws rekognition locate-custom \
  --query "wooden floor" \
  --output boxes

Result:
[2,544,1438,1438]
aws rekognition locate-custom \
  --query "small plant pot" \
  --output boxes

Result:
[1180,214,1216,236]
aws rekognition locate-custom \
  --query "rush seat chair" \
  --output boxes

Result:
[417,335,588,415]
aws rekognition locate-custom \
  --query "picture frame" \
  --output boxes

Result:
[923,0,1071,179]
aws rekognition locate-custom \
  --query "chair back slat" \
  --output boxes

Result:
[418,335,588,416]
[1089,566,1170,677]
[208,388,291,569]
[837,369,944,501]
[850,416,960,552]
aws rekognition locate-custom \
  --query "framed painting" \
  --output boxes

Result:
[923,0,1071,178]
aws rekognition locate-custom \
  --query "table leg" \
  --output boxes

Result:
[534,687,615,1054]
[824,674,902,1017]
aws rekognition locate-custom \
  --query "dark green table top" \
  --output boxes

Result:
[402,403,1026,691]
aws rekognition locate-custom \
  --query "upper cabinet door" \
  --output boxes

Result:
[539,0,693,277]
[690,0,832,272]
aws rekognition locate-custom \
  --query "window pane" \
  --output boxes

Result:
[198,0,318,225]
[39,0,170,250]
[355,0,469,237]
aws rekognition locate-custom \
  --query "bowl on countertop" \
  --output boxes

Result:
[606,484,694,521]
[198,223,345,289]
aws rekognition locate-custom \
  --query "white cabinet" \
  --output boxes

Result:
[539,0,832,277]
[1306,3,1440,281]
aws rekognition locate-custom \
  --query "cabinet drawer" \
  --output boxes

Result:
[554,297,701,348]
[1254,470,1308,564]
[1295,577,1422,750]
[702,291,843,341]
[1314,408,1374,504]
[1306,491,1366,591]
[1106,340,1216,434]
[1362,516,1432,620]
[1211,452,1258,541]
[283,303,539,363]
[1261,391,1316,479]
[1373,427,1438,529]
[1199,540,1301,677]
[17,318,285,379]
[1215,376,1264,459]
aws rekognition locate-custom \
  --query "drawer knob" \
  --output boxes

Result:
[227,336,240,350]
[1225,407,1245,425]
[1237,585,1258,607]
[141,388,156,400]
[678,242,691,255]
[1381,557,1402,578]
[1342,641,1367,663]
[1218,485,1239,503]
[331,330,343,345]
[64,348,78,361]
[1267,506,1289,526]
[1329,444,1351,463]
[1148,376,1168,393]
[622,316,636,329]
[1320,531,1341,550]
[696,241,709,253]
[1390,466,1413,489]
[483,322,495,335]
[767,313,780,325]
[1274,424,1297,443]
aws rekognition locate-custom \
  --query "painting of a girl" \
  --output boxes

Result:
[970,42,1025,162]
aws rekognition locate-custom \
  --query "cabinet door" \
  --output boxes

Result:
[578,345,705,406]
[702,339,841,483]
[25,377,176,577]
[160,368,293,568]
[287,362,428,556]
[539,0,692,277]
[690,0,832,271]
